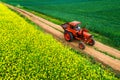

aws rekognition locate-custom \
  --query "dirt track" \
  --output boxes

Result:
[5,4,120,73]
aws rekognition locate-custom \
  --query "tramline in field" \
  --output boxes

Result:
[61,21,95,49]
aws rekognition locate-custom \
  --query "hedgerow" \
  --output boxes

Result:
[0,3,119,80]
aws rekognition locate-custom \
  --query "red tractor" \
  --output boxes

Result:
[61,21,95,49]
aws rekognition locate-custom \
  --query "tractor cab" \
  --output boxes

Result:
[68,21,81,31]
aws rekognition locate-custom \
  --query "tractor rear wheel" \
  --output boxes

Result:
[79,42,85,50]
[64,31,73,42]
[88,39,95,46]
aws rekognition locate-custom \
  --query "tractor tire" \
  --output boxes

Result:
[64,31,73,42]
[79,42,85,50]
[88,39,95,46]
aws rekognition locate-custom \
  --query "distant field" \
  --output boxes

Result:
[1,3,119,79]
[2,0,120,49]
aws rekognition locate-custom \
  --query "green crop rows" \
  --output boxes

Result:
[0,3,119,79]
[2,0,120,49]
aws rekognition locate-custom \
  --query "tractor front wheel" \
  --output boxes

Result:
[79,42,85,50]
[88,39,95,46]
[64,31,73,42]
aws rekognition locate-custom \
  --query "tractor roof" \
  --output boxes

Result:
[69,21,81,26]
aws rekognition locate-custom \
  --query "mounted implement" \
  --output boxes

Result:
[61,21,95,49]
